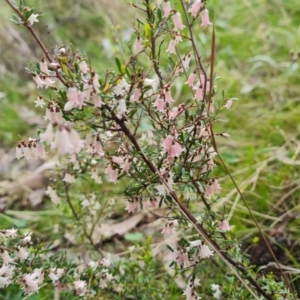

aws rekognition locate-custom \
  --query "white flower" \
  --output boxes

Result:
[79,60,89,74]
[0,250,11,264]
[63,173,75,184]
[28,13,39,26]
[22,269,44,295]
[199,243,214,259]
[34,96,45,108]
[0,228,18,238]
[48,268,65,284]
[211,284,222,299]
[17,247,28,260]
[21,232,32,246]
[32,75,45,88]
[117,98,128,116]
[0,264,14,288]
[73,280,87,296]
[45,186,61,204]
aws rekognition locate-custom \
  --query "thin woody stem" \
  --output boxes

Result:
[5,0,67,86]
[108,108,272,300]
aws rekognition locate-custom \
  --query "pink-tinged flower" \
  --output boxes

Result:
[16,139,44,160]
[17,247,28,260]
[65,87,84,111]
[182,54,191,70]
[173,248,190,268]
[40,60,49,75]
[186,71,197,86]
[175,33,182,43]
[0,249,11,264]
[162,135,173,151]
[163,1,171,18]
[169,104,185,120]
[117,98,128,116]
[121,158,132,173]
[183,277,201,300]
[33,75,45,88]
[105,164,119,183]
[112,156,124,165]
[0,228,17,238]
[99,270,114,288]
[132,87,141,102]
[163,86,173,103]
[125,199,140,213]
[93,136,104,156]
[73,280,87,297]
[224,99,233,109]
[79,60,89,74]
[195,84,203,100]
[200,9,212,27]
[51,127,76,154]
[22,273,40,294]
[171,141,184,158]
[92,93,103,108]
[205,179,221,196]
[63,173,75,184]
[43,76,55,88]
[134,37,142,50]
[161,219,178,234]
[153,94,165,112]
[48,268,65,284]
[219,219,231,232]
[40,123,54,143]
[150,198,158,208]
[199,242,214,259]
[36,143,46,157]
[166,38,176,54]
[156,0,163,4]
[188,0,204,17]
[68,128,85,153]
[100,258,111,267]
[172,12,185,30]
[27,13,39,26]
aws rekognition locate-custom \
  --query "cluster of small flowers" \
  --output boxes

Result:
[125,197,158,213]
[105,152,133,183]
[0,230,34,291]
[32,58,56,89]
[161,219,178,234]
[40,122,84,155]
[172,240,214,269]
[163,0,211,55]
[16,138,46,160]
[183,277,201,300]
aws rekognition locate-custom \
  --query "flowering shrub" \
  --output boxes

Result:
[2,0,297,299]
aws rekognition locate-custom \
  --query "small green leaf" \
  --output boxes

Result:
[115,57,122,74]
[124,232,143,241]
